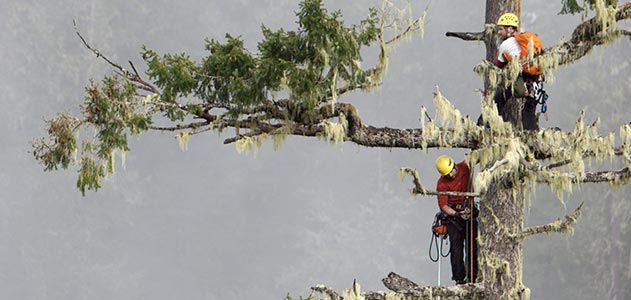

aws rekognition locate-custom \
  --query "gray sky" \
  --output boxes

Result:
[1,0,630,299]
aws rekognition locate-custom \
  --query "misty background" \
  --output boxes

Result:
[1,0,630,299]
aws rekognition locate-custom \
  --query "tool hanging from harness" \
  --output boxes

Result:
[513,30,550,121]
[523,74,550,119]
[429,211,450,262]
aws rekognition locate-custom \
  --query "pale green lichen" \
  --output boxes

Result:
[235,133,268,154]
[330,67,338,112]
[420,118,440,150]
[106,150,115,176]
[521,287,531,300]
[322,113,349,144]
[620,124,631,166]
[341,281,364,300]
[318,48,330,68]
[272,124,294,152]
[434,87,463,137]
[120,149,127,170]
[594,0,618,35]
[417,11,427,40]
[384,293,405,300]
[474,139,527,192]
[177,131,190,151]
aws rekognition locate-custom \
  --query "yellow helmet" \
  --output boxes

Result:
[435,155,455,176]
[497,13,519,28]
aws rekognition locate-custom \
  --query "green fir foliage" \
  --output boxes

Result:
[34,0,394,194]
[33,76,153,195]
[559,0,618,15]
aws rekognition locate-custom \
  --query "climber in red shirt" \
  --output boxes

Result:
[435,155,478,284]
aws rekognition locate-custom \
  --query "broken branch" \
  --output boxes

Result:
[400,167,481,197]
[445,31,485,41]
[522,202,584,238]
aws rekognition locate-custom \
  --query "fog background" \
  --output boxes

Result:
[1,0,630,299]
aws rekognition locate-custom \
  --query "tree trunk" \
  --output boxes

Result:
[478,179,528,299]
[479,3,530,298]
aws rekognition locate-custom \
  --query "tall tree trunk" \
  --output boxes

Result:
[476,3,530,298]
[478,179,527,299]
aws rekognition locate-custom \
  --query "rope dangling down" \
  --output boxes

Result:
[429,212,450,263]
[429,232,450,262]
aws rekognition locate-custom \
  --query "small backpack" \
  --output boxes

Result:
[513,32,544,76]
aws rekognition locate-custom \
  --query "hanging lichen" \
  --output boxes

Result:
[120,149,127,170]
[177,131,190,151]
[322,113,349,144]
[417,11,427,40]
[434,87,463,137]
[341,280,364,300]
[330,67,338,112]
[235,133,268,154]
[106,150,116,176]
[272,124,294,152]
[594,0,617,35]
[474,139,528,192]
[620,124,631,167]
[420,118,440,149]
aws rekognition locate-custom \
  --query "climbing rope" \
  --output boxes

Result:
[429,232,450,263]
[429,212,450,263]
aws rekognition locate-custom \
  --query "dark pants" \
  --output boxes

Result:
[447,216,478,283]
[493,78,539,131]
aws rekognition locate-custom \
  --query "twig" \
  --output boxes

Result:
[149,121,209,132]
[73,20,160,94]
[445,31,485,41]
[400,167,481,197]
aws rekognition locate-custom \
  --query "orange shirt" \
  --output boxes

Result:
[436,161,471,209]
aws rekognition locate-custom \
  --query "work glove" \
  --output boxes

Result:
[455,211,470,220]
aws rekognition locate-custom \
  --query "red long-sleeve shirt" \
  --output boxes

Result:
[436,161,471,210]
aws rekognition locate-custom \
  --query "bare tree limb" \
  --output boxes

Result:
[310,273,486,300]
[311,285,341,300]
[400,167,481,197]
[522,202,584,238]
[74,20,160,94]
[445,31,485,41]
[581,167,631,183]
[385,15,424,45]
[381,272,420,292]
[149,121,209,132]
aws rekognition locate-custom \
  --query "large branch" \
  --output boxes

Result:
[400,167,481,197]
[310,273,486,300]
[522,202,584,238]
[553,2,631,67]
[581,167,631,183]
[445,31,484,41]
[211,102,481,149]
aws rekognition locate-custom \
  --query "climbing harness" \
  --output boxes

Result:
[524,74,550,121]
[429,212,450,263]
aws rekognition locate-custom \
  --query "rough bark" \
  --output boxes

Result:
[478,179,527,299]
[311,273,486,300]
